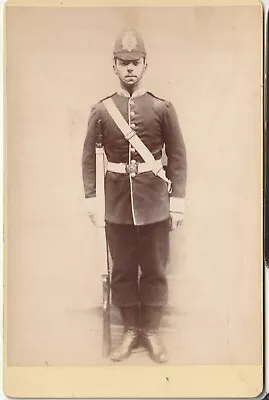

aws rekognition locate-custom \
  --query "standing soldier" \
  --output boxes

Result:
[82,29,187,363]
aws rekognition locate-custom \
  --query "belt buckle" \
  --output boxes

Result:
[126,160,138,177]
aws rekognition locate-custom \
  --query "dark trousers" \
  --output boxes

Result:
[105,219,170,308]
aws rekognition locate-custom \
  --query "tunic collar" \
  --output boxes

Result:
[117,87,147,98]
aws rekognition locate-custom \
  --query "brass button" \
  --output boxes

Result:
[130,147,136,153]
[130,111,136,117]
[129,100,134,106]
[130,123,136,129]
[130,159,136,164]
[130,172,136,178]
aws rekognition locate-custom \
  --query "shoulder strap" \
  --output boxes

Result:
[147,91,166,102]
[102,97,171,187]
[98,93,116,103]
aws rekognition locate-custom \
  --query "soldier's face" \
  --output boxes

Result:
[114,57,146,86]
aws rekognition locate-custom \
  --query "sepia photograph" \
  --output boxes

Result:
[4,1,263,397]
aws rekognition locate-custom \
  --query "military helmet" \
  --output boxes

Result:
[113,29,146,61]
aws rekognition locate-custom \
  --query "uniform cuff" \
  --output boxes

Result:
[85,197,97,213]
[169,197,185,213]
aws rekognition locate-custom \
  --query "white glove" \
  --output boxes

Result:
[169,197,185,231]
[85,197,97,226]
[169,212,184,231]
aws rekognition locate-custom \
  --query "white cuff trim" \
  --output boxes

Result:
[169,197,185,213]
[85,197,97,213]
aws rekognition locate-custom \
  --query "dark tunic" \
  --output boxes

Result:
[82,90,187,226]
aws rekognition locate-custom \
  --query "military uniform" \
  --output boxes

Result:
[82,29,187,362]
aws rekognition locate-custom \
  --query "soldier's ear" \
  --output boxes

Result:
[112,57,118,75]
[113,63,117,75]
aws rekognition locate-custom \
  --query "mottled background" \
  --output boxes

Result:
[6,5,262,366]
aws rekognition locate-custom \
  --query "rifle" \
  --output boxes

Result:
[95,119,111,357]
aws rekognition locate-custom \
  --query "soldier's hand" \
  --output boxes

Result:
[85,198,97,225]
[169,212,184,231]
[87,212,106,227]
[88,211,97,226]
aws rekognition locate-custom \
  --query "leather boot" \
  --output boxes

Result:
[110,328,139,361]
[142,331,168,363]
[140,305,168,363]
[110,306,139,362]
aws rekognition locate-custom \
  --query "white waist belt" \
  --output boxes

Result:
[107,159,163,175]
